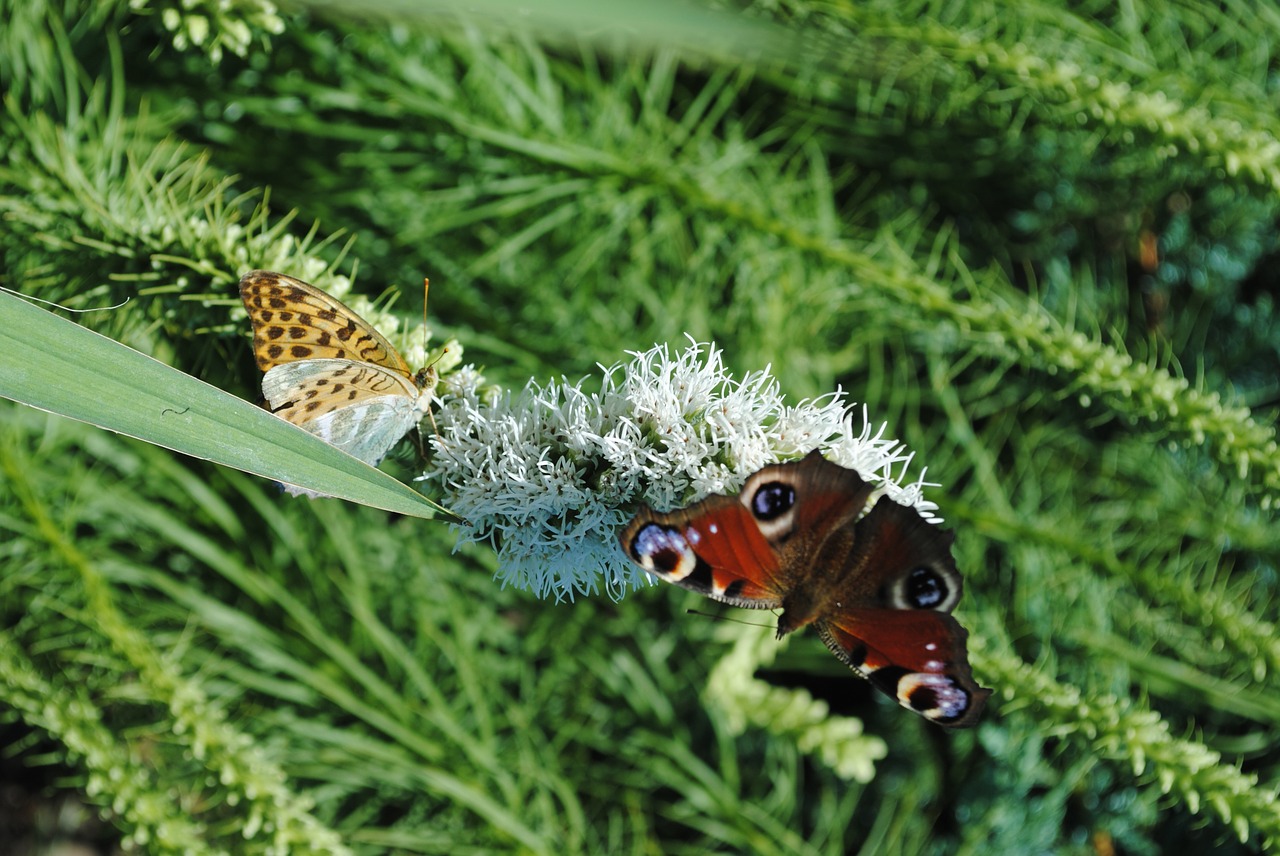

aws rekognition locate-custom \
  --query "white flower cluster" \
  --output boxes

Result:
[422,339,940,600]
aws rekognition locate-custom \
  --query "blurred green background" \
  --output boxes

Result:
[2,0,1278,853]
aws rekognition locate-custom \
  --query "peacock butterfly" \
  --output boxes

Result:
[619,450,991,727]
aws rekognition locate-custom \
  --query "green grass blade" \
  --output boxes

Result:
[0,291,447,519]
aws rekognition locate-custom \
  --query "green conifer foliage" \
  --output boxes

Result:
[2,1,1277,853]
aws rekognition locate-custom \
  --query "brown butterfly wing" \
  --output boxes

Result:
[813,497,991,727]
[238,270,413,376]
[620,451,876,608]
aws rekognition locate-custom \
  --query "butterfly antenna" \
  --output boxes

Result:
[420,276,456,376]
[685,609,775,629]
[420,276,443,445]
[427,277,437,350]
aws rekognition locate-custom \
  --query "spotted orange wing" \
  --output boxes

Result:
[239,269,413,376]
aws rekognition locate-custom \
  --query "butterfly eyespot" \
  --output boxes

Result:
[751,481,796,521]
[629,523,698,580]
[898,672,973,723]
[905,566,947,609]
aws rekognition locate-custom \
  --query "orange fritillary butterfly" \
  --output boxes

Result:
[238,270,436,488]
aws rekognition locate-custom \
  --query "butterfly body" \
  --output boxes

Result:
[621,451,990,727]
[239,271,435,479]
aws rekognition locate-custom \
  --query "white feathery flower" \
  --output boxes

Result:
[421,339,941,600]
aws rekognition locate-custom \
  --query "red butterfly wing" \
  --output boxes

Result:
[620,451,876,608]
[622,496,786,607]
[817,610,989,727]
[811,496,990,727]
